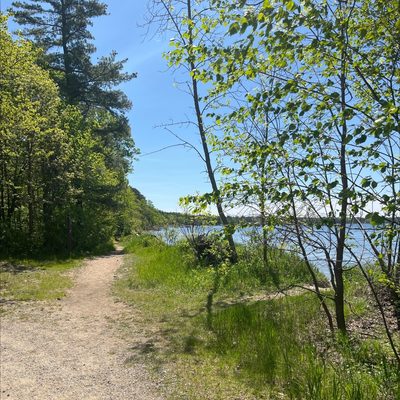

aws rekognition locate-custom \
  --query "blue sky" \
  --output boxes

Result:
[1,0,211,212]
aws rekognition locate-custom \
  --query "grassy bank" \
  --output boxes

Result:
[115,235,399,399]
[0,258,82,307]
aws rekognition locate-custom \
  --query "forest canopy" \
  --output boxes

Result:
[0,7,137,256]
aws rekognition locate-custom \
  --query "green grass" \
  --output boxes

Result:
[225,244,328,294]
[115,234,400,400]
[206,297,398,399]
[115,236,213,323]
[0,258,82,303]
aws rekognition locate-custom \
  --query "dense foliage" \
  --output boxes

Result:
[151,0,399,365]
[0,8,137,256]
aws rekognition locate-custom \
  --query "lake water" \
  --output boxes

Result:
[153,224,381,277]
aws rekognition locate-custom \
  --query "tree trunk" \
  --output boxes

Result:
[67,213,73,255]
[288,180,335,333]
[186,0,237,263]
[60,0,75,102]
[27,139,34,243]
[334,9,349,335]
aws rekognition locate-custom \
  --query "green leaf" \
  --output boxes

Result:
[228,22,240,35]
[361,178,371,188]
[367,213,385,226]
[286,0,295,11]
[355,134,367,145]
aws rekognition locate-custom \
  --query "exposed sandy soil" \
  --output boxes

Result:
[0,248,163,400]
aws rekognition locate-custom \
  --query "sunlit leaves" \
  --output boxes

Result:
[0,17,134,254]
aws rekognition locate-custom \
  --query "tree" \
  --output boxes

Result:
[147,0,238,262]
[11,1,138,170]
[11,0,137,177]
[191,0,399,355]
[11,0,135,113]
[0,16,137,256]
[9,1,139,253]
[0,15,70,253]
[58,106,128,253]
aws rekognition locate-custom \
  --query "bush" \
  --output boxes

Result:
[187,232,230,266]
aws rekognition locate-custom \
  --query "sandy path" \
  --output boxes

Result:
[0,249,162,400]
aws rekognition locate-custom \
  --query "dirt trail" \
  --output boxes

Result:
[0,248,162,400]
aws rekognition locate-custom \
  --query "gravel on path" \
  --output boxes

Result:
[0,249,163,400]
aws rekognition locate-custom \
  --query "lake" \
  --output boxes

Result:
[153,223,381,277]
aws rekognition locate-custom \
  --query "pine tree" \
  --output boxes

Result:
[11,0,136,114]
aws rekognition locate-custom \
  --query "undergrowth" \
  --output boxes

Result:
[115,234,400,400]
